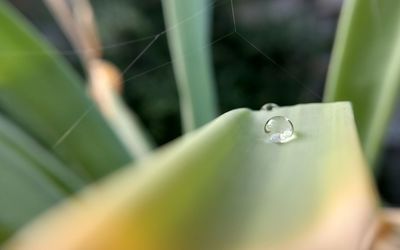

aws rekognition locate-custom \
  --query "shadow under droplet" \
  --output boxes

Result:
[292,132,305,141]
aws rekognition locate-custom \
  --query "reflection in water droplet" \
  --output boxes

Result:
[264,116,294,143]
[261,103,279,111]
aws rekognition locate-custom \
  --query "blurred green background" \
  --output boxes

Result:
[10,0,400,205]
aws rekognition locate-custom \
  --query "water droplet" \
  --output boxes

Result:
[264,116,294,143]
[261,103,279,111]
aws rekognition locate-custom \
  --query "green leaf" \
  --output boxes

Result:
[324,0,400,166]
[0,113,86,191]
[162,0,218,132]
[0,113,84,242]
[0,1,132,179]
[5,103,377,250]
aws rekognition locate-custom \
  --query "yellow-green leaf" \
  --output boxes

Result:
[5,102,377,250]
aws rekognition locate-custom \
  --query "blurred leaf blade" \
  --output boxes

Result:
[88,60,155,159]
[0,113,83,242]
[5,103,377,250]
[162,0,218,132]
[0,113,86,190]
[0,1,132,179]
[43,0,155,158]
[324,0,400,167]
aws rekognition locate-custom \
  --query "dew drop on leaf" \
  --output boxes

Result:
[264,116,294,144]
[261,103,279,111]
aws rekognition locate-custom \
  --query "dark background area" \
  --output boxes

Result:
[10,0,400,205]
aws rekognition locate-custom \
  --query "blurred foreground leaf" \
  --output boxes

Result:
[162,0,218,132]
[0,1,131,179]
[5,102,377,250]
[324,0,400,166]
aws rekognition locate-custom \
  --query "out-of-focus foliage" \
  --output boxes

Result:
[21,0,337,145]
[0,113,85,242]
[162,0,218,131]
[0,0,133,242]
[324,0,400,167]
[0,1,132,179]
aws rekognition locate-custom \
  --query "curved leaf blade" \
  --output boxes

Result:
[5,102,377,250]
